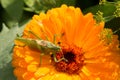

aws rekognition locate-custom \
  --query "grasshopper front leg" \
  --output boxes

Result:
[53,52,68,63]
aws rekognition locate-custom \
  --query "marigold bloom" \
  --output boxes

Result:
[12,5,120,80]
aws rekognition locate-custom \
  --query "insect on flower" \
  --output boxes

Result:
[12,5,120,80]
[16,37,61,53]
[16,31,67,64]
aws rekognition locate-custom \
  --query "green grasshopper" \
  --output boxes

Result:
[16,37,61,54]
[16,31,67,65]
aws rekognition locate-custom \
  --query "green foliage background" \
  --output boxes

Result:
[0,0,120,80]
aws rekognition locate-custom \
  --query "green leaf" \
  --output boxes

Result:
[84,2,116,16]
[1,0,24,21]
[0,23,9,35]
[1,10,18,28]
[55,0,75,7]
[0,63,16,80]
[0,25,24,68]
[23,0,76,13]
[24,0,35,8]
[0,24,25,80]
[2,9,31,28]
[83,1,116,22]
[114,0,120,1]
[24,0,44,13]
[105,17,120,40]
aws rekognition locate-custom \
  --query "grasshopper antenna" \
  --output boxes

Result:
[28,30,41,39]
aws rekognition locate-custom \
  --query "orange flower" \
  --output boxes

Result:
[12,5,120,80]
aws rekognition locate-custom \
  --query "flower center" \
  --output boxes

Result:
[52,45,84,74]
[64,52,75,62]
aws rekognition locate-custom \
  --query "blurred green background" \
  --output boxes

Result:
[0,0,120,37]
[0,0,120,80]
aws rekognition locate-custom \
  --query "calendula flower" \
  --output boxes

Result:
[12,5,120,80]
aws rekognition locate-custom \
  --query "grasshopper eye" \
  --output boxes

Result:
[57,42,61,45]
